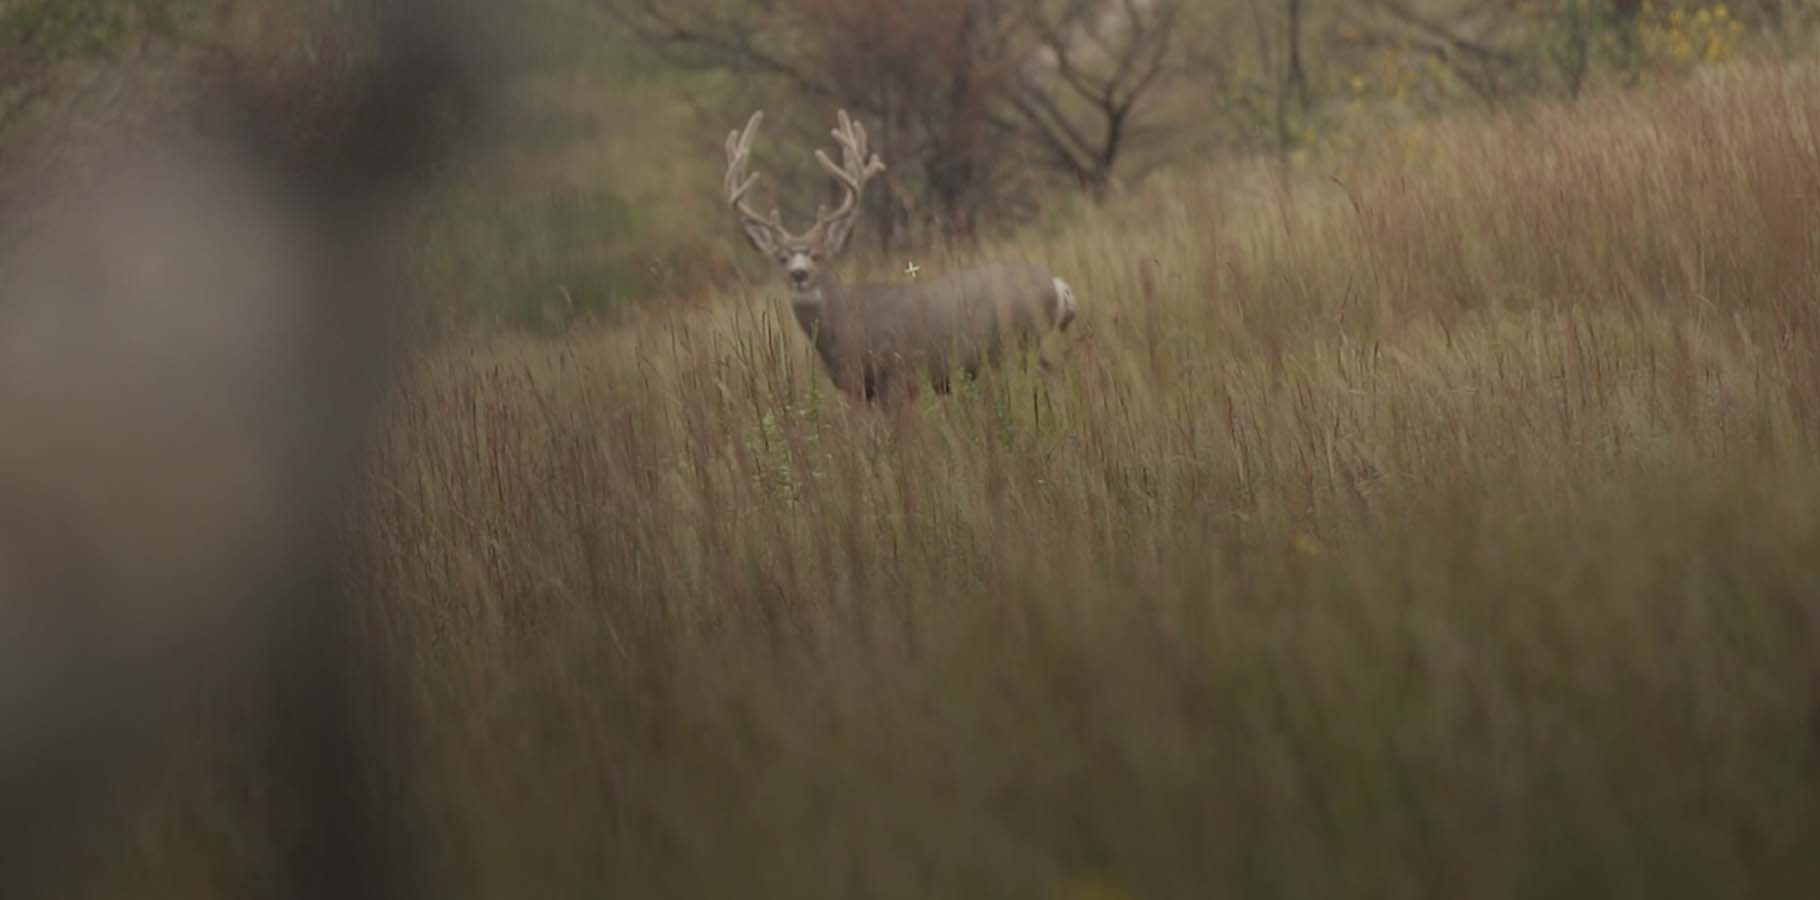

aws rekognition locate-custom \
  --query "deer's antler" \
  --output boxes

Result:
[725,110,784,253]
[809,109,886,252]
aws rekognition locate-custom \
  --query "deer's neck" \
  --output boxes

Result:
[790,272,875,389]
[790,273,847,360]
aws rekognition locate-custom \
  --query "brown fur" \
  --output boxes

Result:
[792,262,1069,400]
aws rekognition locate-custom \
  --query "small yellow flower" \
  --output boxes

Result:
[1056,876,1137,900]
[1292,532,1326,558]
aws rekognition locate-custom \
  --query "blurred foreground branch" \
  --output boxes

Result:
[0,1,496,896]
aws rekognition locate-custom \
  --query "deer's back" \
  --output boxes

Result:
[856,261,1059,357]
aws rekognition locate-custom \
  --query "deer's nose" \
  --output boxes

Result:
[788,269,810,284]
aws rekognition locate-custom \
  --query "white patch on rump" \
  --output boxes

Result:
[1052,277,1077,331]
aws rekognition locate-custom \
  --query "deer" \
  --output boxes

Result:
[724,109,1078,403]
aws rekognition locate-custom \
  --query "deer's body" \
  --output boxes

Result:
[793,262,1077,399]
[724,110,1078,403]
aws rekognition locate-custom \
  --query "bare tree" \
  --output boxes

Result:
[1334,0,1769,105]
[1335,1,1529,105]
[603,0,1182,242]
[1004,0,1181,196]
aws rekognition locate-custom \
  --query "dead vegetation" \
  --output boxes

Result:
[259,60,1820,897]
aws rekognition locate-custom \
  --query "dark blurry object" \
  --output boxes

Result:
[0,1,490,897]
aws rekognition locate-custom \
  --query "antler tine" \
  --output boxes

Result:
[811,108,885,233]
[725,110,785,242]
[726,110,762,165]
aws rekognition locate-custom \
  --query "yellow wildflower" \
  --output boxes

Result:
[1056,876,1138,900]
[1292,533,1326,558]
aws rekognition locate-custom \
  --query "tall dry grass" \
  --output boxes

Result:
[296,62,1820,898]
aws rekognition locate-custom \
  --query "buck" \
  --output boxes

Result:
[724,109,1078,402]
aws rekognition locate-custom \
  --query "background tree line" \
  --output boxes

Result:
[4,0,1814,324]
[601,0,1809,250]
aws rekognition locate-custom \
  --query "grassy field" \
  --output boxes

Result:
[105,60,1820,898]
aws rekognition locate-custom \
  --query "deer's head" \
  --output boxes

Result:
[724,109,885,298]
